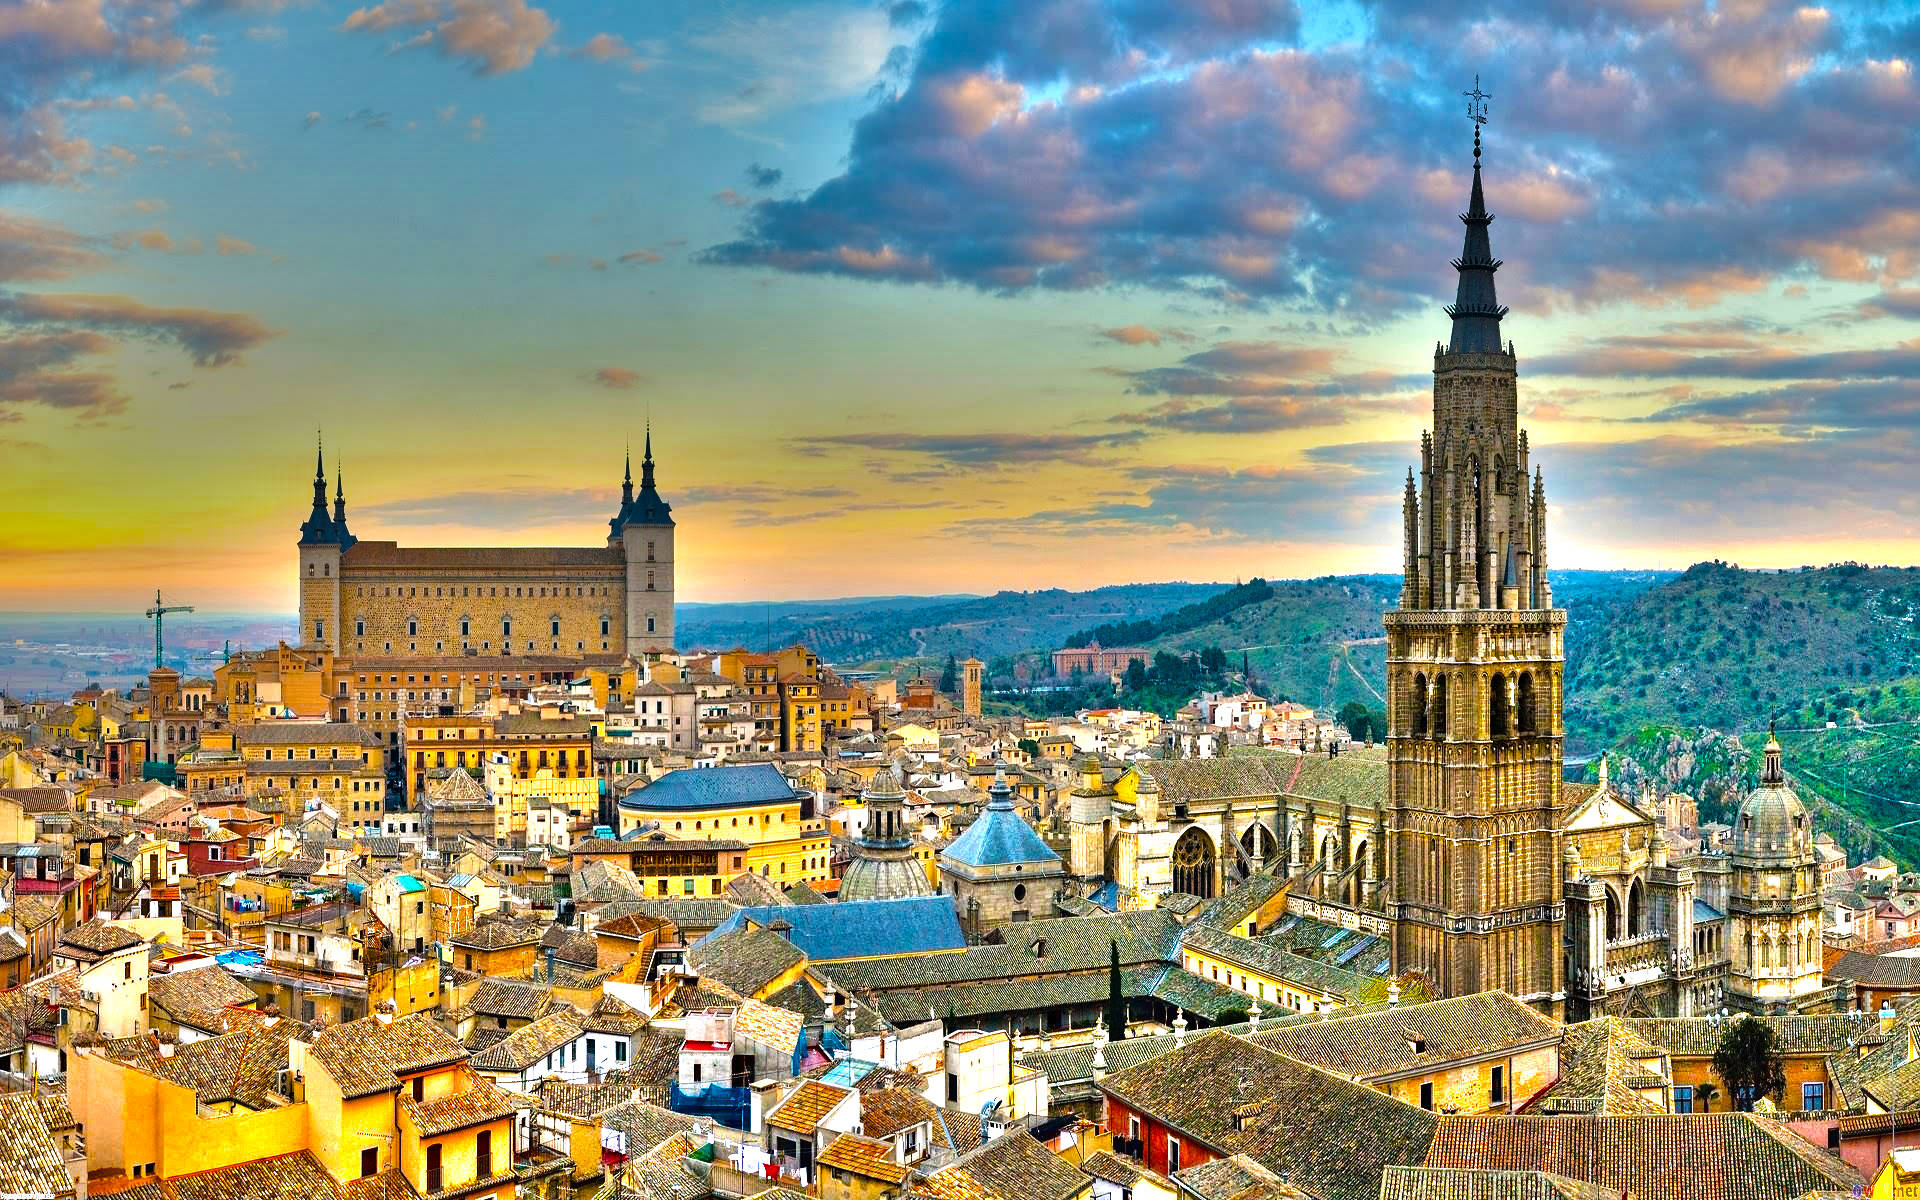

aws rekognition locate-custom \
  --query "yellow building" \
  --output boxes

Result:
[233,721,385,822]
[403,706,593,810]
[817,1133,910,1200]
[295,437,674,661]
[615,763,832,888]
[216,642,345,722]
[781,674,822,753]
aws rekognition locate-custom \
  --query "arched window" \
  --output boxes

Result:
[1432,675,1449,737]
[1627,878,1644,936]
[1412,674,1429,737]
[1489,672,1510,737]
[1516,671,1535,734]
[1172,827,1216,899]
[1604,887,1620,941]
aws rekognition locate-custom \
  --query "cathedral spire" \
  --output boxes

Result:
[622,442,634,506]
[1444,79,1508,355]
[640,422,656,490]
[331,460,355,547]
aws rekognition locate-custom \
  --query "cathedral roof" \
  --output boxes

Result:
[1732,730,1811,858]
[941,766,1061,870]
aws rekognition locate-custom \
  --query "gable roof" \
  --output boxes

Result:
[1098,1031,1436,1200]
[1380,1166,1621,1200]
[1421,1114,1859,1200]
[929,1128,1089,1200]
[0,1092,73,1199]
[307,1013,465,1099]
[1245,992,1561,1082]
[686,925,806,996]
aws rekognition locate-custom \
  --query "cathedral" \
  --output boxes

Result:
[297,430,675,662]
[1067,113,1831,1021]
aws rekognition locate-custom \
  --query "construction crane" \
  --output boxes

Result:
[144,590,194,668]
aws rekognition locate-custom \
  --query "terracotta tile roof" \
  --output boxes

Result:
[1172,1153,1313,1200]
[767,1079,852,1134]
[932,1129,1089,1200]
[307,1013,466,1099]
[99,1016,306,1110]
[687,924,805,997]
[584,993,647,1035]
[733,997,806,1052]
[148,967,257,1034]
[0,1091,70,1199]
[57,919,145,959]
[1420,1114,1860,1200]
[1625,1014,1872,1058]
[1530,1018,1670,1116]
[859,1086,939,1140]
[131,1150,342,1200]
[602,1097,700,1151]
[819,1132,910,1184]
[1380,1166,1622,1200]
[1098,1031,1436,1200]
[466,977,558,1021]
[535,1069,651,1119]
[1245,992,1563,1083]
[471,1008,584,1073]
[400,1065,516,1136]
[451,915,547,950]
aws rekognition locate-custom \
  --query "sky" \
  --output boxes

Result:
[4,0,1920,613]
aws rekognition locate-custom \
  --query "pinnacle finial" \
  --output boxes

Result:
[624,441,632,485]
[644,420,653,465]
[314,429,325,480]
[334,458,343,501]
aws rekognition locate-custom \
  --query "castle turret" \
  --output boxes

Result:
[297,435,343,652]
[607,427,675,655]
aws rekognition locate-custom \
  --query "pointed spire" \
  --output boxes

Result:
[622,442,634,505]
[300,431,337,545]
[1443,83,1508,355]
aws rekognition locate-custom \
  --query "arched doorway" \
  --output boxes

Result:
[1349,840,1370,907]
[1173,827,1217,898]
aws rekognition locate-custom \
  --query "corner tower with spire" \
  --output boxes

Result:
[1384,80,1569,1017]
[297,433,347,651]
[606,425,675,654]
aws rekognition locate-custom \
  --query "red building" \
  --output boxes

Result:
[1050,642,1150,678]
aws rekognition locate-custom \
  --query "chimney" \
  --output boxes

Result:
[1387,981,1401,1008]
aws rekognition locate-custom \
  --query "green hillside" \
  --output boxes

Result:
[676,583,1222,666]
[1566,561,1920,753]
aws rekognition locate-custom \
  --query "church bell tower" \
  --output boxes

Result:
[1385,83,1567,1015]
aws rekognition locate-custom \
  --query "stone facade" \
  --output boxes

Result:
[297,436,675,662]
[1724,733,1827,1014]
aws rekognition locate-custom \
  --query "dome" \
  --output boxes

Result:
[863,765,905,800]
[839,854,932,901]
[1733,729,1812,857]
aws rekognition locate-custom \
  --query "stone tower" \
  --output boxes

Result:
[1726,729,1825,1015]
[297,437,353,653]
[608,427,675,655]
[840,763,935,901]
[1385,116,1567,1016]
[962,658,983,717]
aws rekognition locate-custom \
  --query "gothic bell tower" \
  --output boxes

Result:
[1385,85,1567,1016]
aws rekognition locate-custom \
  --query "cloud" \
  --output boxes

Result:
[0,329,125,420]
[303,111,323,129]
[339,0,556,77]
[0,291,278,367]
[574,31,647,70]
[214,234,257,256]
[792,428,1145,466]
[713,188,748,208]
[593,367,641,389]
[746,162,783,189]
[0,213,107,282]
[1098,324,1173,346]
[699,1,1920,321]
[617,249,662,265]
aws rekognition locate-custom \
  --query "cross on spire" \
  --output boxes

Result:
[1464,74,1491,163]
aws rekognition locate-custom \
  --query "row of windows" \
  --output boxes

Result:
[351,583,612,598]
[360,615,617,639]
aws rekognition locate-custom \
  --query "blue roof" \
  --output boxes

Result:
[695,896,965,961]
[393,874,425,894]
[1693,898,1725,922]
[819,1058,878,1087]
[618,763,801,812]
[941,804,1061,870]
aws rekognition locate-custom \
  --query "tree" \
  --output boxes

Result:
[1124,658,1149,693]
[939,654,958,693]
[1713,1015,1786,1110]
[1017,738,1040,758]
[1105,941,1127,1036]
[1338,700,1373,741]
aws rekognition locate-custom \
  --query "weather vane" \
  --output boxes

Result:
[1464,75,1491,127]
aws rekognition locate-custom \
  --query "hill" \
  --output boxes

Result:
[1565,561,1920,753]
[675,583,1222,667]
